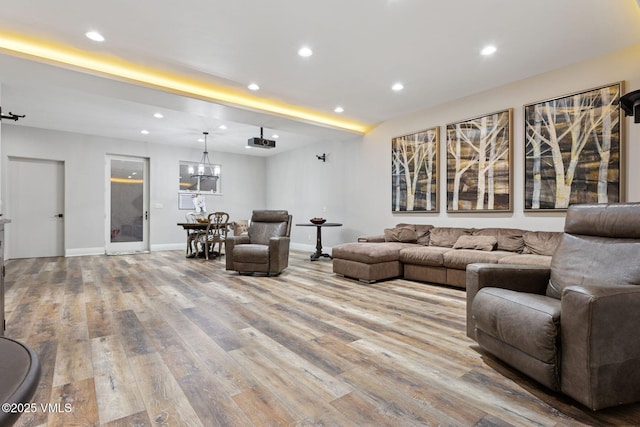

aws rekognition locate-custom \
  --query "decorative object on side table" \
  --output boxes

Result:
[310,217,326,224]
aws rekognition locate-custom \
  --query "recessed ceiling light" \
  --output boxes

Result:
[153,113,163,119]
[248,83,260,91]
[272,134,279,139]
[85,31,104,42]
[141,129,149,135]
[2,32,370,134]
[298,47,313,57]
[334,106,344,113]
[392,83,404,92]
[245,146,252,149]
[481,45,497,56]
[218,125,227,130]
[197,137,204,143]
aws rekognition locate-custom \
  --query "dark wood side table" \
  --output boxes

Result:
[296,223,342,261]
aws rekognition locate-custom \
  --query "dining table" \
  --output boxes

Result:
[177,221,229,258]
[177,222,209,257]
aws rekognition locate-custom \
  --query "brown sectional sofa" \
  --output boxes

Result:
[332,223,561,288]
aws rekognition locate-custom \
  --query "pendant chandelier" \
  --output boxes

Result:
[189,131,219,181]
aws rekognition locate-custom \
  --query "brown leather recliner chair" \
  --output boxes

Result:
[226,210,292,276]
[466,203,640,410]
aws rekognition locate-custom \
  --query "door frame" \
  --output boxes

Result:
[104,154,150,255]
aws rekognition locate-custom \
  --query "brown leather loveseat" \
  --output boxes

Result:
[467,203,640,410]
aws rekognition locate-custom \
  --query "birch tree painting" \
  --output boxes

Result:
[392,127,439,212]
[446,109,512,212]
[524,83,622,210]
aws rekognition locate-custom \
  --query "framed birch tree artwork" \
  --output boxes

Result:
[391,127,439,212]
[524,82,623,210]
[446,109,513,212]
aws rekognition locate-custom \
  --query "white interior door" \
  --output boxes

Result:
[105,155,149,254]
[7,157,65,259]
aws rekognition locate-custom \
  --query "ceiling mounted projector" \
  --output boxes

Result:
[247,127,276,149]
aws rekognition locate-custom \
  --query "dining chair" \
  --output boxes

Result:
[185,212,206,256]
[197,212,230,260]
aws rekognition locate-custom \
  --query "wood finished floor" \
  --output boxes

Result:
[4,250,640,427]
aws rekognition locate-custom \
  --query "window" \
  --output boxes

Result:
[179,161,221,194]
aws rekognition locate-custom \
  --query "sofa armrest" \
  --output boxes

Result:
[466,263,550,339]
[269,236,291,273]
[225,235,251,270]
[560,285,640,410]
[358,234,385,243]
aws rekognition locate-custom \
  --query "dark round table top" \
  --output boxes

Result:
[296,223,342,227]
[0,337,41,426]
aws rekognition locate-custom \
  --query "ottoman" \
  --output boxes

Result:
[332,242,414,283]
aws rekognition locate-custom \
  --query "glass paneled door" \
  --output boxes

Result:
[105,155,149,254]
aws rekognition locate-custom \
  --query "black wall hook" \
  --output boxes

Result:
[0,107,26,121]
[316,153,326,162]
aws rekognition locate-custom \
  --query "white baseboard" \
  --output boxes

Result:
[65,243,185,257]
[290,242,332,256]
[65,243,326,257]
[150,243,184,252]
[65,247,104,257]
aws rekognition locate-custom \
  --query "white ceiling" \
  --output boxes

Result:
[1,0,639,156]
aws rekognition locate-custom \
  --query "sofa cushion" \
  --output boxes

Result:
[332,242,412,264]
[547,233,640,299]
[522,231,562,256]
[248,222,288,245]
[399,246,450,267]
[415,224,433,246]
[497,254,553,267]
[473,228,526,253]
[384,226,417,243]
[233,244,269,263]
[396,224,433,245]
[443,249,513,270]
[473,288,561,365]
[563,202,640,239]
[453,235,497,251]
[429,227,472,248]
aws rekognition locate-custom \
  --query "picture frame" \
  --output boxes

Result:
[391,127,440,212]
[523,82,623,211]
[446,109,513,212]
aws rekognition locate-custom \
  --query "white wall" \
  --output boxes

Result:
[266,139,355,251]
[2,44,638,257]
[270,44,640,246]
[1,125,265,256]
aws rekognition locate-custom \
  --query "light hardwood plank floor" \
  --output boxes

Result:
[4,250,640,426]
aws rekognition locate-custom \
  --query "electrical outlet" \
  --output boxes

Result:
[322,206,327,212]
